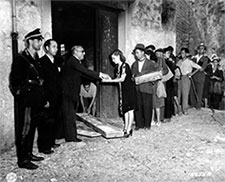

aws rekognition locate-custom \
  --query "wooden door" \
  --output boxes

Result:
[96,9,119,118]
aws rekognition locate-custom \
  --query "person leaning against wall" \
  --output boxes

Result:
[9,29,46,170]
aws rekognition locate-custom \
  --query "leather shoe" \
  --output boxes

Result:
[18,160,38,170]
[74,138,82,142]
[39,149,54,155]
[134,127,140,131]
[28,153,44,161]
[53,143,60,148]
[66,138,82,142]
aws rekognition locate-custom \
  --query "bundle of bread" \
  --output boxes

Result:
[134,71,162,85]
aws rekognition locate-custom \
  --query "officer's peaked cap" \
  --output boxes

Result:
[24,28,43,41]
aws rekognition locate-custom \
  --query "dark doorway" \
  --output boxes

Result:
[52,1,119,118]
[52,2,96,69]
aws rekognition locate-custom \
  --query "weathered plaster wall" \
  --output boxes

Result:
[0,0,52,153]
[0,0,14,153]
[124,0,176,65]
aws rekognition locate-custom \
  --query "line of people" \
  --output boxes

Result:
[9,28,225,170]
[103,43,225,135]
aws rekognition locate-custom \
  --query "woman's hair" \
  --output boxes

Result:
[110,49,126,63]
[145,49,157,62]
[180,47,189,54]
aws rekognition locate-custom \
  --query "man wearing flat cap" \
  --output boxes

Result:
[190,43,210,110]
[9,28,47,169]
[131,43,159,130]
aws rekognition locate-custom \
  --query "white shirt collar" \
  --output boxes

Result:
[73,55,82,64]
[138,59,145,72]
[46,54,54,64]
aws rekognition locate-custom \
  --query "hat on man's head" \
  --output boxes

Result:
[24,28,43,41]
[133,43,145,53]
[197,42,207,50]
[155,48,164,53]
[146,44,156,51]
[145,49,154,55]
[211,54,220,62]
[166,46,174,52]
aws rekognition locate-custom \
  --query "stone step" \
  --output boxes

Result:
[76,113,124,138]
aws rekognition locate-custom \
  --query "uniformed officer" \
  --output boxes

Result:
[9,28,47,170]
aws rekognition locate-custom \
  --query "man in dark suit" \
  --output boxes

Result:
[9,29,45,170]
[131,44,159,130]
[38,39,61,154]
[61,45,110,142]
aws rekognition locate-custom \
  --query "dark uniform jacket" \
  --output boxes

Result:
[10,49,46,108]
[61,56,99,102]
[39,55,61,109]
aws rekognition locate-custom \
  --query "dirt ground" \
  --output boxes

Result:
[1,108,225,182]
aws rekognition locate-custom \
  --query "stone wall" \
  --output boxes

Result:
[189,0,225,66]
[0,0,14,153]
[175,0,191,53]
[125,0,176,65]
[0,0,51,153]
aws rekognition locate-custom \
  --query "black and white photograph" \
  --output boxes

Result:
[1,0,225,181]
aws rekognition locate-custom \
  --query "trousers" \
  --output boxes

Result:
[62,95,78,142]
[135,92,153,128]
[14,98,41,163]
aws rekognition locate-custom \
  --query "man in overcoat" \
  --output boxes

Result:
[9,29,46,169]
[61,45,109,142]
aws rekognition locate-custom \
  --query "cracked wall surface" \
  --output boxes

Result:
[0,0,51,153]
[189,0,225,66]
[126,0,176,64]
